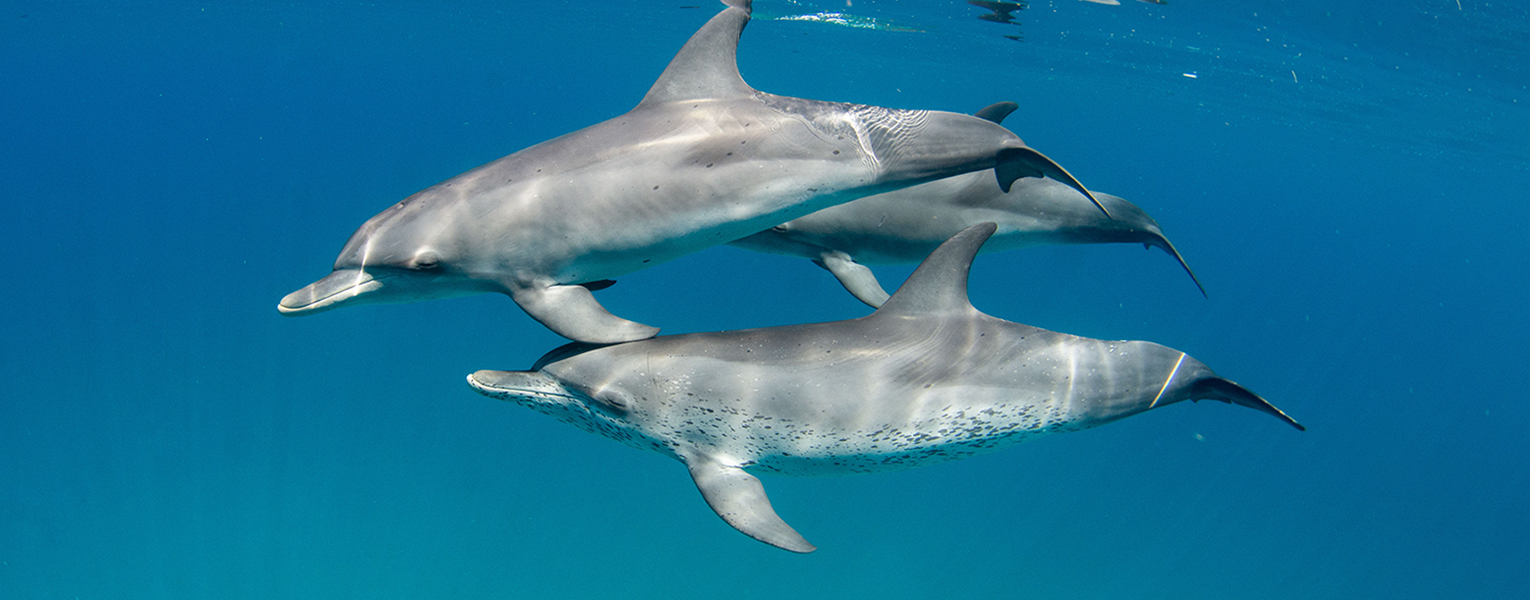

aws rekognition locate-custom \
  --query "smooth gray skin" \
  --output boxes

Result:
[730,101,1205,308]
[277,0,1101,344]
[468,223,1304,553]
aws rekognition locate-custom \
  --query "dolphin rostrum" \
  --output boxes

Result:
[730,101,1205,308]
[278,0,1101,344]
[468,223,1304,552]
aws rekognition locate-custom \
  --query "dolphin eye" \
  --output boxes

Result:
[413,251,440,270]
[593,390,631,414]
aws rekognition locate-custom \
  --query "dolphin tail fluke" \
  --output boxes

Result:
[687,458,816,553]
[1192,377,1306,431]
[1152,237,1208,297]
[995,147,1111,219]
[510,283,660,344]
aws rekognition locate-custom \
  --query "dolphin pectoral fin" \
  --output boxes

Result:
[996,147,1111,219]
[815,251,891,309]
[687,458,816,553]
[578,279,618,292]
[510,283,659,344]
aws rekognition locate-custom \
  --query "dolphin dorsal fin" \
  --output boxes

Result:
[875,222,997,316]
[973,101,1018,124]
[639,1,755,106]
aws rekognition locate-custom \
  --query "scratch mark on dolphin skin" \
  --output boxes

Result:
[1150,352,1186,409]
[355,237,374,300]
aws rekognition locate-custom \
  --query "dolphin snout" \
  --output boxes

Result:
[277,269,381,316]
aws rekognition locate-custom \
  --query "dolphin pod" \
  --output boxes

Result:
[470,223,1303,553]
[278,0,1100,344]
[280,0,1305,553]
[730,102,1206,308]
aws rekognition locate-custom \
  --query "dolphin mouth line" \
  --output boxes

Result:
[466,373,578,402]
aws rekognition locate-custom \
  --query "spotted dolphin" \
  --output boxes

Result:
[277,0,1100,344]
[729,101,1205,308]
[468,223,1303,552]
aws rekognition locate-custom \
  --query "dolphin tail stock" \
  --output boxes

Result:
[687,456,816,553]
[995,147,1111,219]
[1191,377,1306,431]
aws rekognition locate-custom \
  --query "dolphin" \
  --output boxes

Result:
[729,101,1205,309]
[277,0,1101,344]
[969,0,1026,24]
[468,223,1304,553]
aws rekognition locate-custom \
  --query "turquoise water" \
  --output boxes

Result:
[3,0,1526,597]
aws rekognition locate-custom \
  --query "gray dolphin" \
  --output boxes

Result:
[278,0,1101,344]
[729,101,1205,308]
[468,223,1303,553]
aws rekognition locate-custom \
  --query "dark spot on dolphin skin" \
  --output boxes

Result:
[726,152,733,156]
[706,163,713,168]
[807,188,818,192]
[740,140,747,145]
[833,150,840,155]
[653,185,660,190]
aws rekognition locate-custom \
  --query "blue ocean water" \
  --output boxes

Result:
[2,0,1526,597]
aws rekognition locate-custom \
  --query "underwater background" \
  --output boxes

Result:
[3,0,1526,597]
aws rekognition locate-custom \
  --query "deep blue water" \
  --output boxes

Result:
[3,0,1526,597]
